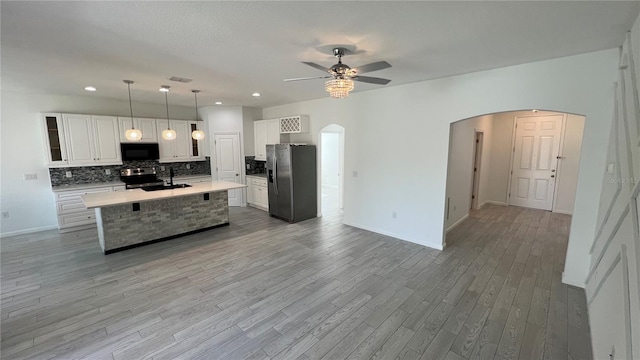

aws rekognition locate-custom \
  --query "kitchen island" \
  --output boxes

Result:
[81,181,246,254]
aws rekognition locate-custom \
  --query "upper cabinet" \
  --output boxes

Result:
[118,117,158,143]
[189,121,207,160]
[157,119,191,163]
[42,113,68,166]
[254,119,280,161]
[279,115,310,134]
[63,114,122,166]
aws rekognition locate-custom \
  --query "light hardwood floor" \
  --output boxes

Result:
[1,204,592,360]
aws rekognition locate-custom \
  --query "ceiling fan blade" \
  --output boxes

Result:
[283,76,331,82]
[354,61,391,74]
[352,75,391,85]
[302,62,330,72]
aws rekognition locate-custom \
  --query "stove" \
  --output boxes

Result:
[120,168,165,189]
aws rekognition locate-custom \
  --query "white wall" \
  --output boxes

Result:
[242,107,262,157]
[263,49,618,274]
[321,133,340,188]
[445,115,493,230]
[0,90,195,237]
[555,113,585,214]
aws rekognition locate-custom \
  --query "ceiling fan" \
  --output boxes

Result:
[284,47,391,98]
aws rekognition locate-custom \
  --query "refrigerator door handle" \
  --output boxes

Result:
[273,154,278,195]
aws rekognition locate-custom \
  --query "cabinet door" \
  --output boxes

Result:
[253,186,262,206]
[63,114,95,165]
[259,185,269,208]
[246,181,255,204]
[157,119,175,162]
[266,119,280,145]
[42,113,68,166]
[254,120,267,161]
[92,116,122,164]
[118,117,135,143]
[173,120,191,161]
[188,121,206,160]
[138,118,158,142]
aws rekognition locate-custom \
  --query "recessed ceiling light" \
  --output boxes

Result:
[159,85,170,92]
[252,92,261,97]
[84,86,97,92]
[215,101,223,105]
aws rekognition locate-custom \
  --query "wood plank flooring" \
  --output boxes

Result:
[1,204,592,359]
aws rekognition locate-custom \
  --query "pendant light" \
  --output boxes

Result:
[160,85,176,140]
[123,80,142,141]
[191,90,205,140]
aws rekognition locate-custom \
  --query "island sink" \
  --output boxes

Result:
[141,183,192,192]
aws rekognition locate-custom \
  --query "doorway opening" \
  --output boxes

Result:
[471,131,484,210]
[444,110,585,233]
[320,124,345,216]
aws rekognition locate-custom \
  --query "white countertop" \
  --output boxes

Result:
[246,173,267,179]
[81,181,246,209]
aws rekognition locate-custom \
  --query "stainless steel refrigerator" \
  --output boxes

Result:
[266,144,317,223]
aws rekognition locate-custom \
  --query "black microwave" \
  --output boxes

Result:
[121,143,160,161]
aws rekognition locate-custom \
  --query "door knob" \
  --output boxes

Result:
[236,173,239,176]
[551,175,555,178]
[551,169,556,172]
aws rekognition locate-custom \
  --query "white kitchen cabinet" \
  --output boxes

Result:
[157,119,191,162]
[61,114,122,166]
[42,113,69,166]
[54,185,122,230]
[118,117,158,143]
[253,119,280,161]
[92,116,122,164]
[246,176,268,210]
[188,121,206,161]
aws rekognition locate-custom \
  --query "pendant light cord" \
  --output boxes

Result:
[194,91,199,130]
[127,82,135,130]
[165,91,171,130]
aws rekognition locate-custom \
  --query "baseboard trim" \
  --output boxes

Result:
[482,201,508,207]
[562,272,586,288]
[446,214,469,233]
[553,209,573,215]
[0,225,58,238]
[342,220,445,251]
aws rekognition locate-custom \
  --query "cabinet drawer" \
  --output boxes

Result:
[55,187,111,200]
[251,178,267,187]
[112,185,126,192]
[58,211,96,228]
[57,198,89,214]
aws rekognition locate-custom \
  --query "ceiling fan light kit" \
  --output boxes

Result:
[284,47,391,99]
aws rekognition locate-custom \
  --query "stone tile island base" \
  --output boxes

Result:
[96,192,229,254]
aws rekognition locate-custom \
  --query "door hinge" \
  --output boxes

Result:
[510,170,513,175]
[476,139,479,143]
[472,195,475,199]
[513,147,515,152]
[508,193,511,197]
[474,167,477,172]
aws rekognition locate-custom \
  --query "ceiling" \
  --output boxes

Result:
[2,1,639,108]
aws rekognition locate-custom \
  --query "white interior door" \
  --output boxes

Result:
[509,115,563,210]
[214,133,242,207]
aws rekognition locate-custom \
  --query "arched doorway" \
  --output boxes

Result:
[320,124,345,215]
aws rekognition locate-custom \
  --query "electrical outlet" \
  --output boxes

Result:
[105,169,111,175]
[2,212,9,219]
[160,166,165,171]
[392,211,397,219]
[65,171,72,178]
[24,173,38,180]
[186,164,191,169]
[246,164,250,170]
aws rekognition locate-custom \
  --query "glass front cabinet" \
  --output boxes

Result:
[42,113,68,166]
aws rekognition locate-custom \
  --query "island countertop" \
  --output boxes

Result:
[81,181,246,209]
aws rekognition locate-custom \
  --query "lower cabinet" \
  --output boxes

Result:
[54,185,123,230]
[246,176,268,211]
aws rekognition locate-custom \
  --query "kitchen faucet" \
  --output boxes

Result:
[169,167,174,186]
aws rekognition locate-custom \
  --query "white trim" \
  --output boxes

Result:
[551,114,568,213]
[553,209,573,215]
[0,225,58,238]
[343,220,445,251]
[562,271,586,288]
[481,201,508,207]
[446,214,468,233]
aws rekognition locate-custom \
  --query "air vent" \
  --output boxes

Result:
[169,76,192,83]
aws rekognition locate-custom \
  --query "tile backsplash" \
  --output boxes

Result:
[245,156,266,175]
[49,158,211,186]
